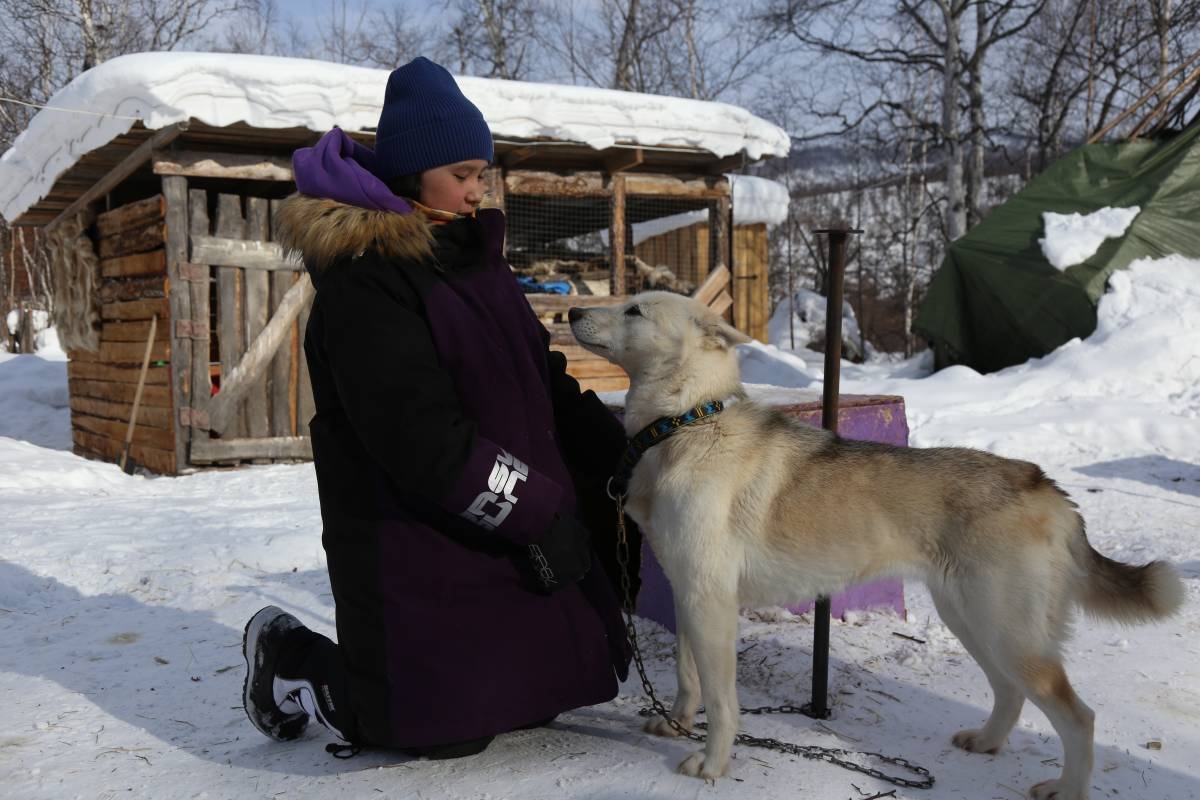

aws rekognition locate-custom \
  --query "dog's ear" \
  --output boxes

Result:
[696,312,752,350]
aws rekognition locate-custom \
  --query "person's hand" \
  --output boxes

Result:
[526,515,592,593]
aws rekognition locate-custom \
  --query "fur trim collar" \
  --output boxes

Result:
[275,194,435,273]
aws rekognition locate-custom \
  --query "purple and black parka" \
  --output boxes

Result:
[276,129,640,749]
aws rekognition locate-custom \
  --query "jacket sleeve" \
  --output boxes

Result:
[313,256,564,545]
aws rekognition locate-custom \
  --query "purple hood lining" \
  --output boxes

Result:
[292,127,415,215]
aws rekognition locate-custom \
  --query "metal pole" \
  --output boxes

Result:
[803,226,861,720]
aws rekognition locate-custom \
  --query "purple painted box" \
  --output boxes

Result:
[626,394,909,632]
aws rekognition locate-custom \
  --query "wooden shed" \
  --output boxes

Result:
[0,53,789,474]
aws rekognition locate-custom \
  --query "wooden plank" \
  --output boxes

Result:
[68,360,170,385]
[100,297,170,321]
[625,173,730,198]
[163,174,190,473]
[98,275,166,304]
[153,150,294,181]
[710,289,734,318]
[190,436,312,463]
[187,187,213,435]
[215,193,247,439]
[98,220,166,259]
[244,197,271,441]
[611,173,626,296]
[99,339,170,364]
[692,264,730,307]
[73,411,175,451]
[205,274,315,435]
[96,194,165,237]
[504,170,608,197]
[101,249,167,278]
[46,123,187,233]
[101,320,170,342]
[69,378,172,407]
[269,198,294,437]
[190,234,302,271]
[72,428,177,475]
[525,294,626,315]
[70,396,172,430]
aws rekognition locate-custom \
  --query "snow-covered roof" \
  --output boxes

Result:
[0,51,791,223]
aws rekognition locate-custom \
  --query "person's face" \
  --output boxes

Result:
[419,159,489,214]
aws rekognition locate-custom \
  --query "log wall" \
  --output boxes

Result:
[67,193,177,474]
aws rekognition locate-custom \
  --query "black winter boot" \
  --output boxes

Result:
[243,606,311,741]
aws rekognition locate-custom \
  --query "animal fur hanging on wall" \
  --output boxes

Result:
[46,210,101,352]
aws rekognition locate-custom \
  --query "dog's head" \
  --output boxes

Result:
[568,291,750,389]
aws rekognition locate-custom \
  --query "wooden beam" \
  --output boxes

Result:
[204,274,315,435]
[46,123,188,233]
[500,147,537,168]
[604,147,644,174]
[505,170,608,197]
[191,235,302,271]
[153,150,294,181]
[706,153,746,175]
[624,173,730,198]
[101,250,167,278]
[525,294,626,315]
[96,194,165,237]
[190,436,312,463]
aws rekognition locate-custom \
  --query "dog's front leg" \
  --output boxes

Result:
[644,598,701,737]
[674,591,740,780]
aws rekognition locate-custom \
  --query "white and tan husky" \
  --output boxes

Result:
[568,291,1183,800]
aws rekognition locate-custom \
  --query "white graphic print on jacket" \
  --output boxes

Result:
[462,450,528,530]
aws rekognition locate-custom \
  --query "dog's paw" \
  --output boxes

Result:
[677,751,730,781]
[1029,778,1085,800]
[643,715,691,738]
[952,728,1002,755]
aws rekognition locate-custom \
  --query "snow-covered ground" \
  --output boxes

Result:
[3,256,1198,800]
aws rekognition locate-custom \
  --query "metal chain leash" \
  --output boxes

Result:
[613,495,935,790]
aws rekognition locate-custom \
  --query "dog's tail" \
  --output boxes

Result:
[1072,531,1185,624]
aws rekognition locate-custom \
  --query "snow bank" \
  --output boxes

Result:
[0,330,70,451]
[765,287,869,360]
[0,51,790,222]
[1039,206,1140,269]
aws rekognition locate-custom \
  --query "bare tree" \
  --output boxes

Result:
[443,0,539,79]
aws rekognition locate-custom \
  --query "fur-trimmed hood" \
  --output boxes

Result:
[275,194,435,274]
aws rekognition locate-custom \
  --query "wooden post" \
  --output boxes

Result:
[712,192,732,322]
[244,197,271,444]
[163,175,191,474]
[611,173,627,296]
[187,188,212,440]
[214,194,247,439]
[483,166,505,212]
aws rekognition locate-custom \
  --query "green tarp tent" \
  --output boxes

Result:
[914,122,1200,373]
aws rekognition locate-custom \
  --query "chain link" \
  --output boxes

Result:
[613,496,935,790]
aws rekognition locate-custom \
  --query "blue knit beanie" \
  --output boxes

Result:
[374,57,494,181]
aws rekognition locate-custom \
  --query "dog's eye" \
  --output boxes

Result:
[625,305,643,317]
